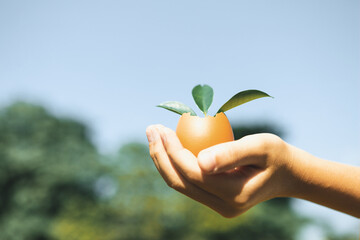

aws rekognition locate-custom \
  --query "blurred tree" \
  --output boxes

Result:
[0,102,103,240]
[0,102,354,240]
[321,223,358,240]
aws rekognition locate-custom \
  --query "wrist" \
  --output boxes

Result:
[260,135,299,198]
[285,145,334,200]
[284,145,360,217]
[283,144,313,199]
[272,141,303,198]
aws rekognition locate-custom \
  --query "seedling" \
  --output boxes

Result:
[157,84,272,117]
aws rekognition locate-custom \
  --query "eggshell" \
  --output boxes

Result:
[176,112,234,156]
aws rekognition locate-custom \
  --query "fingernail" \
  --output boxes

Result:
[198,150,216,173]
[146,127,155,143]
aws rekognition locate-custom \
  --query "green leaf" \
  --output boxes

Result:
[192,84,214,115]
[217,89,273,113]
[157,101,197,116]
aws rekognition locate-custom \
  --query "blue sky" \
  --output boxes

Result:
[0,0,359,237]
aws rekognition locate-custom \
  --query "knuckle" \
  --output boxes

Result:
[234,195,250,210]
[149,142,156,157]
[167,148,183,164]
[244,133,285,161]
[166,148,176,160]
[259,133,283,150]
[186,171,199,182]
[149,148,158,161]
[259,134,287,162]
[217,207,242,219]
[153,151,161,161]
[149,142,164,162]
[166,180,182,191]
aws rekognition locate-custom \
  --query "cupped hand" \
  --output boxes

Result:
[146,124,295,218]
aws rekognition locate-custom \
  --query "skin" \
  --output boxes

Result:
[146,124,360,218]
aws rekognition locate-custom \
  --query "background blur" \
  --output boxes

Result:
[0,1,359,239]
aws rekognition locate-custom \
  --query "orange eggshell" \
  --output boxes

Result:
[176,112,234,156]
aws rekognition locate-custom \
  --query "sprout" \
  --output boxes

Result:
[157,84,272,117]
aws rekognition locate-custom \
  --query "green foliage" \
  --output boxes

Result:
[0,102,103,240]
[217,89,272,114]
[157,84,271,117]
[192,84,214,115]
[0,101,351,240]
[232,123,284,141]
[157,101,197,116]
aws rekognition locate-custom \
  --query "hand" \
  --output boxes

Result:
[146,124,294,218]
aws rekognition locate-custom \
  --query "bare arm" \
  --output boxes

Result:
[287,145,360,217]
[146,124,360,218]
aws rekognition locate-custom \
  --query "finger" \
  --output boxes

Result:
[148,125,183,183]
[157,125,204,183]
[158,125,249,200]
[197,134,268,174]
[236,169,277,206]
[157,125,211,181]
[158,126,273,211]
[147,125,236,217]
[147,125,163,172]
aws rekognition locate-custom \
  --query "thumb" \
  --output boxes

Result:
[197,135,267,174]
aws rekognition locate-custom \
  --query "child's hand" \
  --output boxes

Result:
[146,124,294,217]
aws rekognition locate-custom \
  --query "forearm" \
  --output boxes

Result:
[287,144,360,218]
